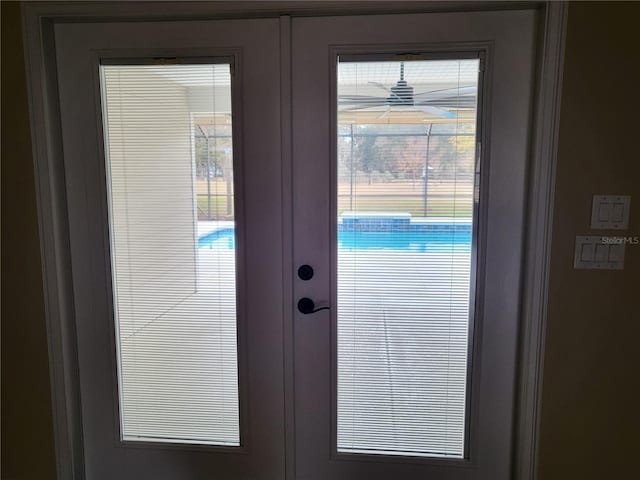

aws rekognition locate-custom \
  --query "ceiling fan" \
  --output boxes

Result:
[338,62,477,119]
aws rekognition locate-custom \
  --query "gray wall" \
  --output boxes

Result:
[536,2,639,478]
[1,3,57,479]
[1,2,638,479]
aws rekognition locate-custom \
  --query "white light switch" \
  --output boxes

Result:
[591,195,630,229]
[574,236,625,270]
[580,242,594,262]
[608,244,625,263]
[611,203,625,222]
[594,243,608,262]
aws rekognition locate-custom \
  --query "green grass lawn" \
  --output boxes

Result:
[196,178,472,219]
[197,194,470,220]
[197,196,234,220]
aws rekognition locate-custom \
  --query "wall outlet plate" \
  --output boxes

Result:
[590,195,630,230]
[574,235,625,270]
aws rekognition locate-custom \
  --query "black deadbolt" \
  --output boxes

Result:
[298,264,314,281]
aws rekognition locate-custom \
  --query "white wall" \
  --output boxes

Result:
[102,66,197,337]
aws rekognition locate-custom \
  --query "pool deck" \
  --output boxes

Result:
[121,217,471,450]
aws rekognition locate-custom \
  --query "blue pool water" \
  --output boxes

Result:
[199,228,236,250]
[199,228,471,253]
[339,230,471,253]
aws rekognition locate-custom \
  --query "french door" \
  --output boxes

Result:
[55,18,286,479]
[53,9,536,480]
[291,11,536,480]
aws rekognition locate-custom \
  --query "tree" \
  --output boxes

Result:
[195,130,233,219]
[353,130,381,184]
[430,124,476,181]
[391,136,425,184]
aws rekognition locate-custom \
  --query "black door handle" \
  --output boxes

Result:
[297,297,330,314]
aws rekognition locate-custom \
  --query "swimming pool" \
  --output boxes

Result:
[198,227,472,253]
[198,228,236,250]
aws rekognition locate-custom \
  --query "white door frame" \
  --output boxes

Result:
[22,2,567,479]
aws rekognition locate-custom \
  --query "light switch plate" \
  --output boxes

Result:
[591,195,630,229]
[574,235,625,270]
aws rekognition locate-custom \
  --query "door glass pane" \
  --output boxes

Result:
[336,58,479,457]
[100,63,239,445]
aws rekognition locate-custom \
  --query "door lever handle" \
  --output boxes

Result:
[297,297,330,315]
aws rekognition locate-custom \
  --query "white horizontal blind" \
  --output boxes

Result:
[100,64,240,445]
[336,59,479,457]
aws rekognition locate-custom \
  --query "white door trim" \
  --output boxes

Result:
[514,3,568,479]
[21,2,566,479]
